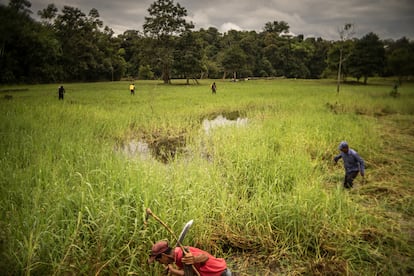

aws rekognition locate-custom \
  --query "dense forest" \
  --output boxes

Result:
[1,0,413,84]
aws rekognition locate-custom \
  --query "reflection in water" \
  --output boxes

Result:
[117,115,248,161]
[202,115,248,134]
[118,140,151,160]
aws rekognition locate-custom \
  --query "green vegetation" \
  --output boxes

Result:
[0,79,413,275]
[1,0,413,84]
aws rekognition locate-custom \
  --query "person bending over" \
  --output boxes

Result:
[148,240,231,276]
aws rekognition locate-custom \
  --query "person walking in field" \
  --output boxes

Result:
[129,83,135,95]
[58,85,65,100]
[211,82,217,94]
[148,240,231,276]
[334,141,365,189]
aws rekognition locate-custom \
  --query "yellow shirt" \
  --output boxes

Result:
[129,84,134,90]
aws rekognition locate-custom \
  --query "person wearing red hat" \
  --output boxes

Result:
[148,240,231,276]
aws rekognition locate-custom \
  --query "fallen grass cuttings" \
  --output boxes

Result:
[226,253,283,276]
[373,106,397,117]
[316,226,340,257]
[358,227,392,246]
[210,228,267,253]
[325,101,400,117]
[305,257,348,276]
[357,182,405,200]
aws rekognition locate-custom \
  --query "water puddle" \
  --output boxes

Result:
[117,139,151,160]
[116,113,247,163]
[115,132,186,163]
[202,114,248,134]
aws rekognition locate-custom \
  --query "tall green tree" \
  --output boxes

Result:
[173,31,203,83]
[263,41,284,76]
[52,6,125,81]
[0,0,60,83]
[37,3,57,25]
[7,0,31,14]
[385,37,414,83]
[284,35,311,78]
[303,37,329,79]
[0,1,31,82]
[193,27,223,78]
[260,21,293,77]
[239,31,262,77]
[219,45,248,79]
[54,6,94,80]
[348,32,385,84]
[263,20,290,35]
[119,30,144,78]
[143,0,194,83]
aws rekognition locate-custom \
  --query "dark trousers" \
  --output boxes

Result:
[344,171,359,189]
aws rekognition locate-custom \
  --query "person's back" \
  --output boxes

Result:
[174,247,227,276]
[338,148,363,173]
[58,86,65,100]
[211,82,216,94]
[129,84,135,95]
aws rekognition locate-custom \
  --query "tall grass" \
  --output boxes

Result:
[0,79,413,275]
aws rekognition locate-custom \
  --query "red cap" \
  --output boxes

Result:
[148,241,169,263]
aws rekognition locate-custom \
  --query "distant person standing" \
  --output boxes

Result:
[58,85,65,100]
[211,82,217,94]
[334,141,365,189]
[129,83,135,95]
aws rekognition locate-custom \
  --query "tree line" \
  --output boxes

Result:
[1,0,413,84]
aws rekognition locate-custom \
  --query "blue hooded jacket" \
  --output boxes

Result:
[334,142,365,175]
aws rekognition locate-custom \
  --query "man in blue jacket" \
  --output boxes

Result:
[334,141,365,189]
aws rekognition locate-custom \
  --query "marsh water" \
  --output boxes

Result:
[116,114,248,162]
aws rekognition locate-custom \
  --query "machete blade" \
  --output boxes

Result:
[176,219,193,247]
[176,220,196,276]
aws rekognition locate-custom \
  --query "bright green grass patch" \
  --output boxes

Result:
[1,79,413,275]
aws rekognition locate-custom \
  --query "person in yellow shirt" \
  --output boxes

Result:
[129,83,135,95]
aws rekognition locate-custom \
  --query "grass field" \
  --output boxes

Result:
[0,79,413,275]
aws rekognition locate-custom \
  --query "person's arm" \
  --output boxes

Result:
[182,251,209,265]
[333,154,342,163]
[167,264,184,276]
[354,152,365,176]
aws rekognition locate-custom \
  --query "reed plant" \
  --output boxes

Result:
[0,79,413,275]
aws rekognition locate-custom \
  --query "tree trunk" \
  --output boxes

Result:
[336,48,343,93]
[162,63,170,84]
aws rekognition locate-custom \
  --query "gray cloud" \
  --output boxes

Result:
[3,0,413,40]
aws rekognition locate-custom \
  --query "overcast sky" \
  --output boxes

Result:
[2,0,413,40]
